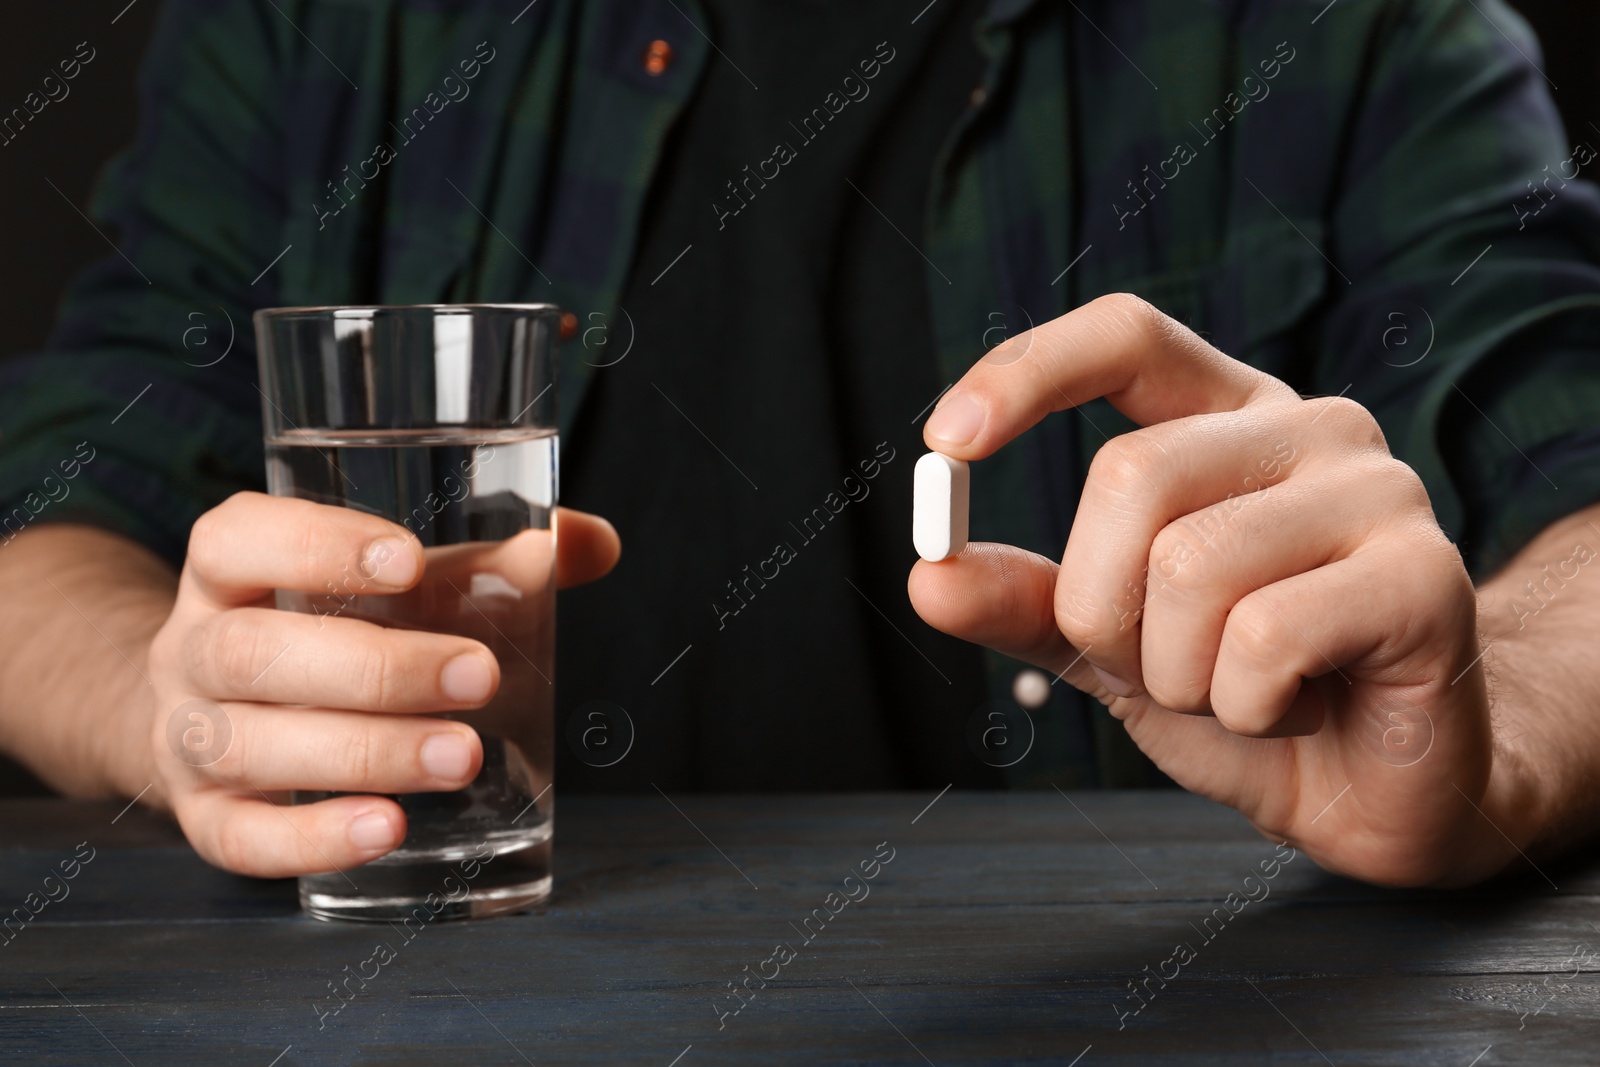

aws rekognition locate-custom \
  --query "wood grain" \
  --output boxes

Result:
[0,793,1595,1065]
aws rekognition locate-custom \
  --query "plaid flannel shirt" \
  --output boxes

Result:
[4,0,1600,786]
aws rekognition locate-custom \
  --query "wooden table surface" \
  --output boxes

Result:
[1,791,1597,1066]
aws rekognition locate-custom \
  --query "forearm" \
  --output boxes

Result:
[1476,502,1600,864]
[0,524,175,800]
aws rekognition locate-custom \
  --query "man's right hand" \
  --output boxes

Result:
[130,492,619,878]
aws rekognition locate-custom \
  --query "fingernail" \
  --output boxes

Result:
[349,810,399,852]
[363,538,417,587]
[421,732,474,781]
[441,653,494,703]
[925,391,984,448]
[1092,666,1138,699]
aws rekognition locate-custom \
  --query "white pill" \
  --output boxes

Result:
[913,452,970,562]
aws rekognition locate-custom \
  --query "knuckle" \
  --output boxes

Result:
[1086,437,1163,502]
[185,512,224,576]
[210,815,258,874]
[1147,525,1203,597]
[186,492,263,573]
[202,612,268,691]
[354,642,395,710]
[1096,291,1200,356]
[203,714,254,786]
[1222,597,1286,667]
[1374,457,1431,511]
[332,723,379,786]
[1056,584,1121,648]
[1314,396,1386,451]
[1093,291,1161,334]
[283,512,330,578]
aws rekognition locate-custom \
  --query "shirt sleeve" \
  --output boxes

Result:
[0,0,290,567]
[1314,0,1600,580]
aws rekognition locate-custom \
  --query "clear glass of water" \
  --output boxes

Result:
[253,304,563,922]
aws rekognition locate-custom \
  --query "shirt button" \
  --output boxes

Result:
[1012,668,1050,710]
[559,311,578,341]
[969,85,988,108]
[644,39,673,76]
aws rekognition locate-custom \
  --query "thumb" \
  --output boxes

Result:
[554,507,621,589]
[908,542,1094,687]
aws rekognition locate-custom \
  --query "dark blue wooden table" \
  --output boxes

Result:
[2,792,1597,1065]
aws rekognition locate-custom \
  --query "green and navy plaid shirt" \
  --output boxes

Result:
[4,0,1600,786]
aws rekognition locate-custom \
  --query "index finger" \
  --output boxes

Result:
[923,293,1296,459]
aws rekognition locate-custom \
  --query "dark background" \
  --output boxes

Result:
[0,2,1595,359]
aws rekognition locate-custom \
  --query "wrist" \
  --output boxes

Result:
[1442,645,1555,887]
[0,524,176,805]
[1468,732,1547,879]
[94,644,166,808]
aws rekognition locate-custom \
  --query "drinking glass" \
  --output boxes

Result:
[254,303,562,922]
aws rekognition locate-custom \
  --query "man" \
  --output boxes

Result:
[1,0,1598,889]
